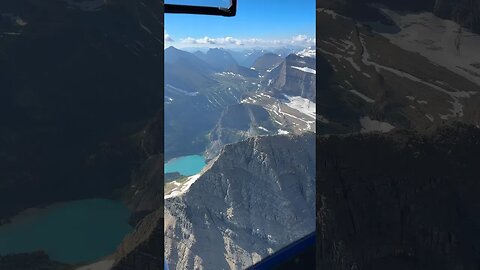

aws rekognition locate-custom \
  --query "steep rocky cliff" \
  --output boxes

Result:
[251,53,283,73]
[165,133,316,270]
[111,209,163,270]
[205,103,277,160]
[267,54,316,101]
[317,124,480,269]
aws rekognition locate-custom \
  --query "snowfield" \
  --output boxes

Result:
[296,47,316,58]
[290,66,316,75]
[283,95,316,119]
[360,116,395,133]
[164,174,201,199]
[258,126,269,132]
[166,84,199,96]
[374,8,480,87]
[350,90,375,103]
[359,34,476,120]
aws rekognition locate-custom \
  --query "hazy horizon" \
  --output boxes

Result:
[165,0,315,49]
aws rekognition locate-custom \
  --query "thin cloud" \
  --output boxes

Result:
[165,31,174,42]
[178,35,315,48]
[292,34,312,43]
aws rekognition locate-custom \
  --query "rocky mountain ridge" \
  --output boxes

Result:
[205,103,277,160]
[316,7,480,137]
[164,46,317,160]
[165,133,316,270]
[266,54,316,101]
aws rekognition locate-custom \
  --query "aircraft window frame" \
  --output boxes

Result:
[165,0,237,17]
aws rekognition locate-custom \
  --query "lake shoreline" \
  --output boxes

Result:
[164,154,206,177]
[0,198,132,264]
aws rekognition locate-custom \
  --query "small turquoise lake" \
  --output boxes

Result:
[164,155,206,176]
[0,199,132,264]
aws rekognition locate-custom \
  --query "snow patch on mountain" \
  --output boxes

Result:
[164,174,202,199]
[166,84,199,96]
[290,66,316,75]
[373,8,480,87]
[258,126,269,132]
[358,34,476,119]
[350,90,375,103]
[360,117,395,133]
[282,95,316,119]
[296,47,316,58]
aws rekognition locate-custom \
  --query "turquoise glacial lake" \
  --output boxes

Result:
[0,199,132,264]
[164,155,206,176]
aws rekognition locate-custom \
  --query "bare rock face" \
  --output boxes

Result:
[112,209,163,270]
[268,54,316,101]
[317,124,480,269]
[205,103,276,160]
[165,134,316,270]
[252,53,283,73]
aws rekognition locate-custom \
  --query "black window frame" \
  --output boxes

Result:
[165,0,237,17]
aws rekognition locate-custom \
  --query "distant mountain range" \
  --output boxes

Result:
[164,45,317,160]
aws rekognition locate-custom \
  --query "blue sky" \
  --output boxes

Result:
[165,0,315,49]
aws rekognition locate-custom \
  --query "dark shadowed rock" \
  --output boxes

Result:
[317,123,480,269]
[0,0,163,220]
[112,209,163,270]
[0,251,69,270]
[252,53,283,73]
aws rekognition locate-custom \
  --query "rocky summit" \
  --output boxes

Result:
[165,133,316,270]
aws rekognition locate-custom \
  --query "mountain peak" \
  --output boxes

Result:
[165,46,178,51]
[165,133,315,269]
